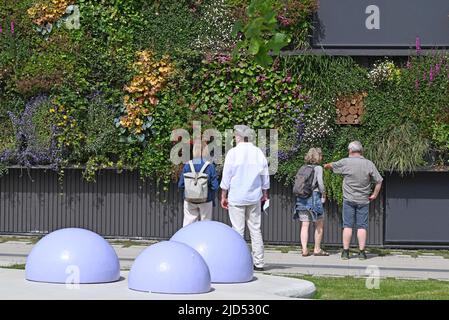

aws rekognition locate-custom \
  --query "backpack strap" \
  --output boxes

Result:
[199,161,210,174]
[188,160,196,174]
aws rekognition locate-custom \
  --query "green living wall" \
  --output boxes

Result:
[0,0,448,202]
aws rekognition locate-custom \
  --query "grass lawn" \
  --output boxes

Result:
[1,263,26,270]
[290,275,449,300]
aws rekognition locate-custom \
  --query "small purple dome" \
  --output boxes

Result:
[170,221,253,283]
[26,228,120,284]
[128,241,211,294]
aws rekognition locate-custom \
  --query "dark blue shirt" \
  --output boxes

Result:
[178,158,219,205]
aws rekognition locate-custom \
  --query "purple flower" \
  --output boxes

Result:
[415,79,420,90]
[406,60,411,69]
[256,74,267,83]
[416,37,421,54]
[283,74,292,83]
[0,95,62,169]
[10,21,14,34]
[277,15,292,27]
[216,54,231,64]
[435,63,441,75]
[429,66,434,82]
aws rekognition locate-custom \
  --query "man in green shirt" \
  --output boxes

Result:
[324,141,383,260]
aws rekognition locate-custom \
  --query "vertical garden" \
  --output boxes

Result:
[0,0,448,202]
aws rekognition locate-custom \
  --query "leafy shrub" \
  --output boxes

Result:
[116,50,174,144]
[193,0,236,53]
[0,95,59,168]
[27,0,75,27]
[191,56,309,133]
[0,115,16,154]
[232,0,290,66]
[365,123,429,174]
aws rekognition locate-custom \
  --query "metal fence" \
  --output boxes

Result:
[0,168,384,246]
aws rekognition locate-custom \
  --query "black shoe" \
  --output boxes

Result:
[341,249,350,260]
[254,265,265,271]
[358,250,367,260]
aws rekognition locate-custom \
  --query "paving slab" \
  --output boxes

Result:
[1,241,449,280]
[0,269,315,300]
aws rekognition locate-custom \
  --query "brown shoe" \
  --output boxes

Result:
[302,250,312,257]
[313,249,330,256]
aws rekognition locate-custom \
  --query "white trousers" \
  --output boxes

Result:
[228,203,264,268]
[183,200,213,227]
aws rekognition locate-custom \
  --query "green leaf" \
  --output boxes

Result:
[231,20,243,38]
[267,33,290,55]
[248,39,261,55]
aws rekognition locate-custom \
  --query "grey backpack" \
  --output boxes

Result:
[183,161,210,203]
[293,165,315,198]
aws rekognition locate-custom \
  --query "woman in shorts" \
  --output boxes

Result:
[293,148,329,257]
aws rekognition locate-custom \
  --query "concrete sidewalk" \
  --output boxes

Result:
[1,241,449,281]
[0,269,316,300]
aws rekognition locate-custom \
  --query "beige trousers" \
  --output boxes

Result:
[228,203,264,268]
[183,200,213,227]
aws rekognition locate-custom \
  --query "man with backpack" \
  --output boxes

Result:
[293,148,328,257]
[220,125,270,271]
[178,142,219,227]
[324,141,383,260]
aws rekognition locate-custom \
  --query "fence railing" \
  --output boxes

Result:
[0,167,384,246]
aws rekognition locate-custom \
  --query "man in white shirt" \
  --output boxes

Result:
[220,125,270,271]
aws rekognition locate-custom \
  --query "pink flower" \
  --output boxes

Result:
[415,37,421,54]
[429,66,434,82]
[435,63,441,75]
[284,74,292,83]
[277,15,291,27]
[10,21,14,34]
[216,54,231,64]
[415,79,420,90]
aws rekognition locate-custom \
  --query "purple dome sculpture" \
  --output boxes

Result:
[170,221,253,283]
[25,228,120,284]
[128,241,211,294]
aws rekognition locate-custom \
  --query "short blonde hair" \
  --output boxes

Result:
[304,147,323,164]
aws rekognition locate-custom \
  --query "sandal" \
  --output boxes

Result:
[313,249,330,256]
[301,250,311,257]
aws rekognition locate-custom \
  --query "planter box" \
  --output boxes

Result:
[0,167,384,246]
